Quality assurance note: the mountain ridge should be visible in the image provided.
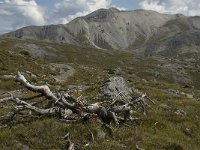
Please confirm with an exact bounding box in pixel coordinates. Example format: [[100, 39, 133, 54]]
[[2, 8, 200, 57]]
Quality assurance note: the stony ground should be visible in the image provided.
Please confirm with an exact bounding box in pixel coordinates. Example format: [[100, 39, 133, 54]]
[[0, 38, 200, 150]]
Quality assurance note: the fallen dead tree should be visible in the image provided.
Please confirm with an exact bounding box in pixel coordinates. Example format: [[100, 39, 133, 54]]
[[0, 72, 154, 130]]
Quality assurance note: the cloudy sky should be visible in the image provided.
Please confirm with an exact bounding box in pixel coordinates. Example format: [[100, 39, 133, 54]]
[[0, 0, 200, 34]]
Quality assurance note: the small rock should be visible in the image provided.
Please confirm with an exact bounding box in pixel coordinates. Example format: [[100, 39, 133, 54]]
[[67, 85, 91, 93], [159, 104, 171, 110], [31, 73, 37, 79], [26, 71, 31, 74], [96, 129, 106, 139], [186, 94, 194, 99], [184, 128, 192, 136], [142, 78, 148, 83], [174, 109, 187, 116]]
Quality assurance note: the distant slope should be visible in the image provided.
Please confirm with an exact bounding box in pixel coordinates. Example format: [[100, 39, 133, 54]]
[[2, 8, 174, 49], [2, 25, 78, 45], [2, 8, 200, 57], [145, 30, 200, 57], [144, 16, 200, 57]]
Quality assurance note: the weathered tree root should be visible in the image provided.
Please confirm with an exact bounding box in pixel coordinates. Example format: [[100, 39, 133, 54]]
[[0, 72, 154, 128]]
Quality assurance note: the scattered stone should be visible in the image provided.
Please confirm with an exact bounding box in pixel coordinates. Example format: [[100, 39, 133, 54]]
[[31, 74, 37, 79], [67, 85, 91, 93], [148, 60, 193, 85], [141, 78, 148, 83], [25, 71, 37, 79], [162, 89, 195, 99], [159, 104, 171, 110], [186, 94, 194, 99], [25, 71, 31, 74], [184, 128, 192, 136], [160, 104, 187, 116], [174, 109, 187, 116]]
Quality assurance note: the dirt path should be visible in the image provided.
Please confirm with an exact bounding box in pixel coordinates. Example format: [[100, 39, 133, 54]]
[[49, 63, 75, 83]]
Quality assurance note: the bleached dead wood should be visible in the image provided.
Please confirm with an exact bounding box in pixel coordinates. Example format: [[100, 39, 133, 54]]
[[63, 133, 75, 150], [16, 72, 61, 105], [0, 72, 154, 128], [0, 96, 59, 115]]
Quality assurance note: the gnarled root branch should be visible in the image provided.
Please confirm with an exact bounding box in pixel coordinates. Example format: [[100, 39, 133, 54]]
[[0, 72, 154, 130]]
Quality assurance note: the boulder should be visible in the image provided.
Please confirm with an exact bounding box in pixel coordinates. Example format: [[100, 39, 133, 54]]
[[100, 77, 132, 101]]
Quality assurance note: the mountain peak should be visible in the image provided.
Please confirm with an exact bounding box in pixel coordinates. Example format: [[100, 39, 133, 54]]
[[108, 7, 120, 12], [84, 8, 119, 22]]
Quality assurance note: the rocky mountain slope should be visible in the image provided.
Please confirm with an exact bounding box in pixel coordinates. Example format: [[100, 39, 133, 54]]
[[2, 8, 200, 57], [0, 37, 200, 150]]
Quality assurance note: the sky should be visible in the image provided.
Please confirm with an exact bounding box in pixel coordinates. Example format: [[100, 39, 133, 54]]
[[0, 0, 200, 34]]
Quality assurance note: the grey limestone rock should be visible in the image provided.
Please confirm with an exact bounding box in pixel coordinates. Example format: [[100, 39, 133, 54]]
[[101, 76, 132, 101]]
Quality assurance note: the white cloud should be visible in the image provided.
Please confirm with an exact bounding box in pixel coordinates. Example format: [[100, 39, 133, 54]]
[[51, 0, 112, 24], [2, 0, 200, 34], [0, 0, 113, 32], [139, 0, 200, 16], [111, 5, 126, 11], [0, 0, 45, 31]]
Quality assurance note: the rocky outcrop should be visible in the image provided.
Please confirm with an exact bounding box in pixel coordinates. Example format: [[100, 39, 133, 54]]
[[13, 44, 58, 59], [145, 30, 200, 57], [100, 77, 132, 101]]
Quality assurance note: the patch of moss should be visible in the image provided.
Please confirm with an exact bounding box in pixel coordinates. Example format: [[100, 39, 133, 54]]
[[19, 50, 30, 56]]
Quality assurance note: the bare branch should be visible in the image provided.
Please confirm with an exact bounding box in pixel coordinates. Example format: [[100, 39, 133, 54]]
[[0, 71, 154, 134], [0, 96, 59, 115], [16, 72, 65, 108], [63, 133, 75, 150]]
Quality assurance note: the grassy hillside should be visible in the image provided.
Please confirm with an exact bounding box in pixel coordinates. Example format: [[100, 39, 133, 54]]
[[0, 38, 200, 150]]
